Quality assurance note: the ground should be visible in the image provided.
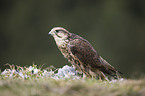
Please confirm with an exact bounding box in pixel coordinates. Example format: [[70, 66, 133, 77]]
[[0, 64, 145, 96]]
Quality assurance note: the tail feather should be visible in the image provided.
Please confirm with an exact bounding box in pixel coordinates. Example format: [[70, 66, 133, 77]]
[[99, 56, 124, 79]]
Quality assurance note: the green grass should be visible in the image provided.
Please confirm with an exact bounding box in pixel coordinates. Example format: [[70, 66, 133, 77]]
[[0, 78, 145, 96], [0, 64, 145, 96]]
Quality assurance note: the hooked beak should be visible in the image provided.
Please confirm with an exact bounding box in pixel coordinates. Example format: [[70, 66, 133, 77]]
[[48, 29, 55, 36], [48, 30, 54, 36], [48, 32, 52, 36]]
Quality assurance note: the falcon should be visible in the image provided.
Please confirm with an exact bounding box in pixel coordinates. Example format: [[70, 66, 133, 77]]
[[48, 27, 123, 80]]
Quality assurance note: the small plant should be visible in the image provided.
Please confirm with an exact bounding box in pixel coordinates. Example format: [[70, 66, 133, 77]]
[[1, 64, 81, 80]]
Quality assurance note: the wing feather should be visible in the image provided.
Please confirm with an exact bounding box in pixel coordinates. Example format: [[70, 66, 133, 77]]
[[68, 39, 110, 73], [68, 38, 123, 78]]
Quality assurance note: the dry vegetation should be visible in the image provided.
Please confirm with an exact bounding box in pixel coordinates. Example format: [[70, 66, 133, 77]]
[[0, 64, 145, 96]]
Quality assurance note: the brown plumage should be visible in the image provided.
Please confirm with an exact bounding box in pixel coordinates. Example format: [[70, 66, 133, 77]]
[[48, 27, 124, 80]]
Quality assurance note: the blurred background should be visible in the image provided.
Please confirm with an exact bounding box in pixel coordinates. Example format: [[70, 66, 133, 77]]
[[0, 0, 145, 78]]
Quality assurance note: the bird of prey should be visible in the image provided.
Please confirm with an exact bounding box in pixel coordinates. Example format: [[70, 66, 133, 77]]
[[48, 27, 123, 80]]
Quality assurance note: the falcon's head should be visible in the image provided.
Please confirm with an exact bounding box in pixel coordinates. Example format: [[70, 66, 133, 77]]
[[48, 27, 71, 40], [48, 27, 72, 47]]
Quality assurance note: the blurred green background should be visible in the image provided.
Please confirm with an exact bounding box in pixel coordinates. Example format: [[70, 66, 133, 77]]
[[0, 0, 145, 77]]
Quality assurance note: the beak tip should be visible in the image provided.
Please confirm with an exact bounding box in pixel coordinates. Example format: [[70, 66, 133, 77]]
[[48, 32, 52, 36]]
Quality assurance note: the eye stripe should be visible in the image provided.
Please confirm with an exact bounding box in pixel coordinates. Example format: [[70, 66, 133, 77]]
[[55, 30, 59, 32], [55, 30, 66, 33], [56, 33, 61, 38]]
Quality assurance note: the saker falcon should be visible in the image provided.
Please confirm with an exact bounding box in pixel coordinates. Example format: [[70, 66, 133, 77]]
[[48, 27, 123, 80]]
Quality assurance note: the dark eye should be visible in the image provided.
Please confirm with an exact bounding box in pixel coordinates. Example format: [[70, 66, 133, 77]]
[[55, 30, 59, 32]]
